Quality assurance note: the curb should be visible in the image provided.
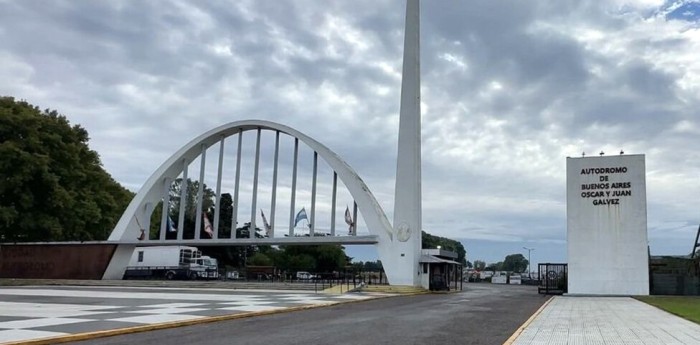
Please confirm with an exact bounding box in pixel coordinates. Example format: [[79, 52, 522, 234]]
[[2, 293, 405, 345], [502, 295, 553, 345], [321, 284, 362, 294]]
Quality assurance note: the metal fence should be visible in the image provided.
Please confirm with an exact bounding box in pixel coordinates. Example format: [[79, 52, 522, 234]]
[[649, 256, 700, 295], [538, 263, 568, 295]]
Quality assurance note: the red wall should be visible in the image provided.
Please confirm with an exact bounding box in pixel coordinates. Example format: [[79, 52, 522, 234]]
[[0, 244, 117, 279]]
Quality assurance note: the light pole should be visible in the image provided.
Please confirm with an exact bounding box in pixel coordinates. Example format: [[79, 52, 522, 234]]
[[523, 247, 534, 279]]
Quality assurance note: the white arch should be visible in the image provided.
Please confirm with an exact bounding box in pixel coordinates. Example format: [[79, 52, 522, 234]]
[[105, 0, 422, 287], [108, 120, 394, 244]]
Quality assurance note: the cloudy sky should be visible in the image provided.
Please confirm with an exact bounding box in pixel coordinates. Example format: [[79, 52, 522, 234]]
[[2, 0, 700, 265]]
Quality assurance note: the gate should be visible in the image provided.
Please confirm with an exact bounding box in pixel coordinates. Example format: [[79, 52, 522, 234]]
[[538, 263, 568, 295], [649, 255, 700, 295]]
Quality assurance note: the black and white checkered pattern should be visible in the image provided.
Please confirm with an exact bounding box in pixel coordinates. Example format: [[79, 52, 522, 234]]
[[0, 286, 379, 343]]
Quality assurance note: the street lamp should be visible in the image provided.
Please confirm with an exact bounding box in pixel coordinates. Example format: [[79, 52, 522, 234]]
[[523, 247, 534, 279]]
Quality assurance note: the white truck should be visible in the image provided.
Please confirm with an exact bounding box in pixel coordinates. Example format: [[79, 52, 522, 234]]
[[123, 246, 219, 280]]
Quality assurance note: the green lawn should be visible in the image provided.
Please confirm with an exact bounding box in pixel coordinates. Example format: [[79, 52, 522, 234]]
[[636, 296, 700, 324]]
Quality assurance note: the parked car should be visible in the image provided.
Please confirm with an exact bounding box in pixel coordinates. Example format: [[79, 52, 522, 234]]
[[296, 271, 317, 280]]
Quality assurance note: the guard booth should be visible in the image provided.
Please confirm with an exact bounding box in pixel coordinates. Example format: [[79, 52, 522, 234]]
[[419, 249, 463, 291]]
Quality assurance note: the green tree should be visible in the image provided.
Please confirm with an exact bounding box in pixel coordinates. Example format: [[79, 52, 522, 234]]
[[473, 260, 486, 270], [502, 253, 529, 273], [363, 260, 383, 271], [272, 245, 348, 273], [421, 231, 467, 265], [249, 252, 273, 266], [168, 178, 215, 224], [149, 178, 216, 240], [286, 253, 316, 272], [201, 221, 266, 268], [0, 97, 133, 241], [486, 262, 503, 271], [217, 193, 233, 238], [314, 245, 348, 272]]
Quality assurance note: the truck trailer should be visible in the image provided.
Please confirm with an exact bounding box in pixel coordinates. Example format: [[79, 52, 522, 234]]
[[123, 246, 219, 280]]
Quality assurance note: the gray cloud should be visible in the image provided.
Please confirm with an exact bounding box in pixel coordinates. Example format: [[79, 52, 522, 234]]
[[2, 0, 699, 263]]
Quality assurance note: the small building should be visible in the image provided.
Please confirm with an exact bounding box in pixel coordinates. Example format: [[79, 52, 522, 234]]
[[419, 249, 463, 291]]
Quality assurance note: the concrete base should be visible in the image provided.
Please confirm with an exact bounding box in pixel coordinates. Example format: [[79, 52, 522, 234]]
[[102, 244, 136, 280]]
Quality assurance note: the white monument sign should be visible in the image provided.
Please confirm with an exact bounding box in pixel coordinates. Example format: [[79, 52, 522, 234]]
[[567, 154, 649, 295]]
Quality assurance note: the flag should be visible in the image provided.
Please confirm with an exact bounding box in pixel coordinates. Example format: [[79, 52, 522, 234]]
[[261, 209, 272, 237], [344, 206, 354, 235], [294, 208, 308, 227], [202, 212, 214, 238], [135, 216, 145, 240], [167, 216, 177, 233]]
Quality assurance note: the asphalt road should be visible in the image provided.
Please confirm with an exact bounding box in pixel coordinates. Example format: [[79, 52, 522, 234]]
[[71, 283, 549, 345]]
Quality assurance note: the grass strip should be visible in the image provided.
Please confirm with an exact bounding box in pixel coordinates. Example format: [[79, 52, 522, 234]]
[[635, 296, 700, 325]]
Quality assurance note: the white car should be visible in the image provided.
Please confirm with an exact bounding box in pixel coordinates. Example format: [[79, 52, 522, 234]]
[[296, 271, 317, 280]]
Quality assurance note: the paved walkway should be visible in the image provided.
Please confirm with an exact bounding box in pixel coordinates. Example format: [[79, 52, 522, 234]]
[[0, 285, 388, 344], [513, 296, 700, 345]]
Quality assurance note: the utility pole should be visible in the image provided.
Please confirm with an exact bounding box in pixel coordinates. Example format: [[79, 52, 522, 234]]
[[691, 225, 700, 259], [523, 247, 534, 279]]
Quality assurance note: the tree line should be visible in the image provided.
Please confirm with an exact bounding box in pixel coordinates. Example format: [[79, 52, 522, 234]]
[[472, 253, 530, 273]]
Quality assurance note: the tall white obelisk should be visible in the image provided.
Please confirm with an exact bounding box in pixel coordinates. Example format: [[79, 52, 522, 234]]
[[387, 0, 422, 286]]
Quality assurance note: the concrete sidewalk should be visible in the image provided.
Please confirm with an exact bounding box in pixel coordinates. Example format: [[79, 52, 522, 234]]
[[512, 296, 700, 344]]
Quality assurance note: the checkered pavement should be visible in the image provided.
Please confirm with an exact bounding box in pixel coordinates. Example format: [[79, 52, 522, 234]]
[[0, 286, 377, 344]]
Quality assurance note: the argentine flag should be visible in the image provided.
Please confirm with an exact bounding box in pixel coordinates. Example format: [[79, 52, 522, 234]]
[[294, 208, 308, 227], [167, 216, 177, 233]]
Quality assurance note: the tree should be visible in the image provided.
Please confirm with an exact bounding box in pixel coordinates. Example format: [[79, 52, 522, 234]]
[[422, 231, 467, 265], [314, 245, 348, 272], [0, 97, 133, 241], [502, 253, 529, 273], [271, 245, 348, 273], [249, 252, 273, 266], [363, 260, 383, 271], [234, 222, 265, 239], [149, 178, 216, 240], [486, 262, 503, 271], [201, 222, 266, 268], [217, 193, 233, 238], [473, 260, 486, 270], [168, 178, 215, 224]]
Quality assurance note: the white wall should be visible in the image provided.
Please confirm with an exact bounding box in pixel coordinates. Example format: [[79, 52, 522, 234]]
[[567, 154, 649, 295]]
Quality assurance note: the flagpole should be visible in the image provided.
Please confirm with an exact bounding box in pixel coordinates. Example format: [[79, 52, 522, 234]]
[[352, 201, 358, 236], [331, 172, 337, 236], [289, 138, 299, 236]]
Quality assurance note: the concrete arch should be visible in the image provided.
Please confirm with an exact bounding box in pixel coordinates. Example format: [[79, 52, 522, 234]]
[[105, 0, 422, 286], [108, 120, 394, 244]]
